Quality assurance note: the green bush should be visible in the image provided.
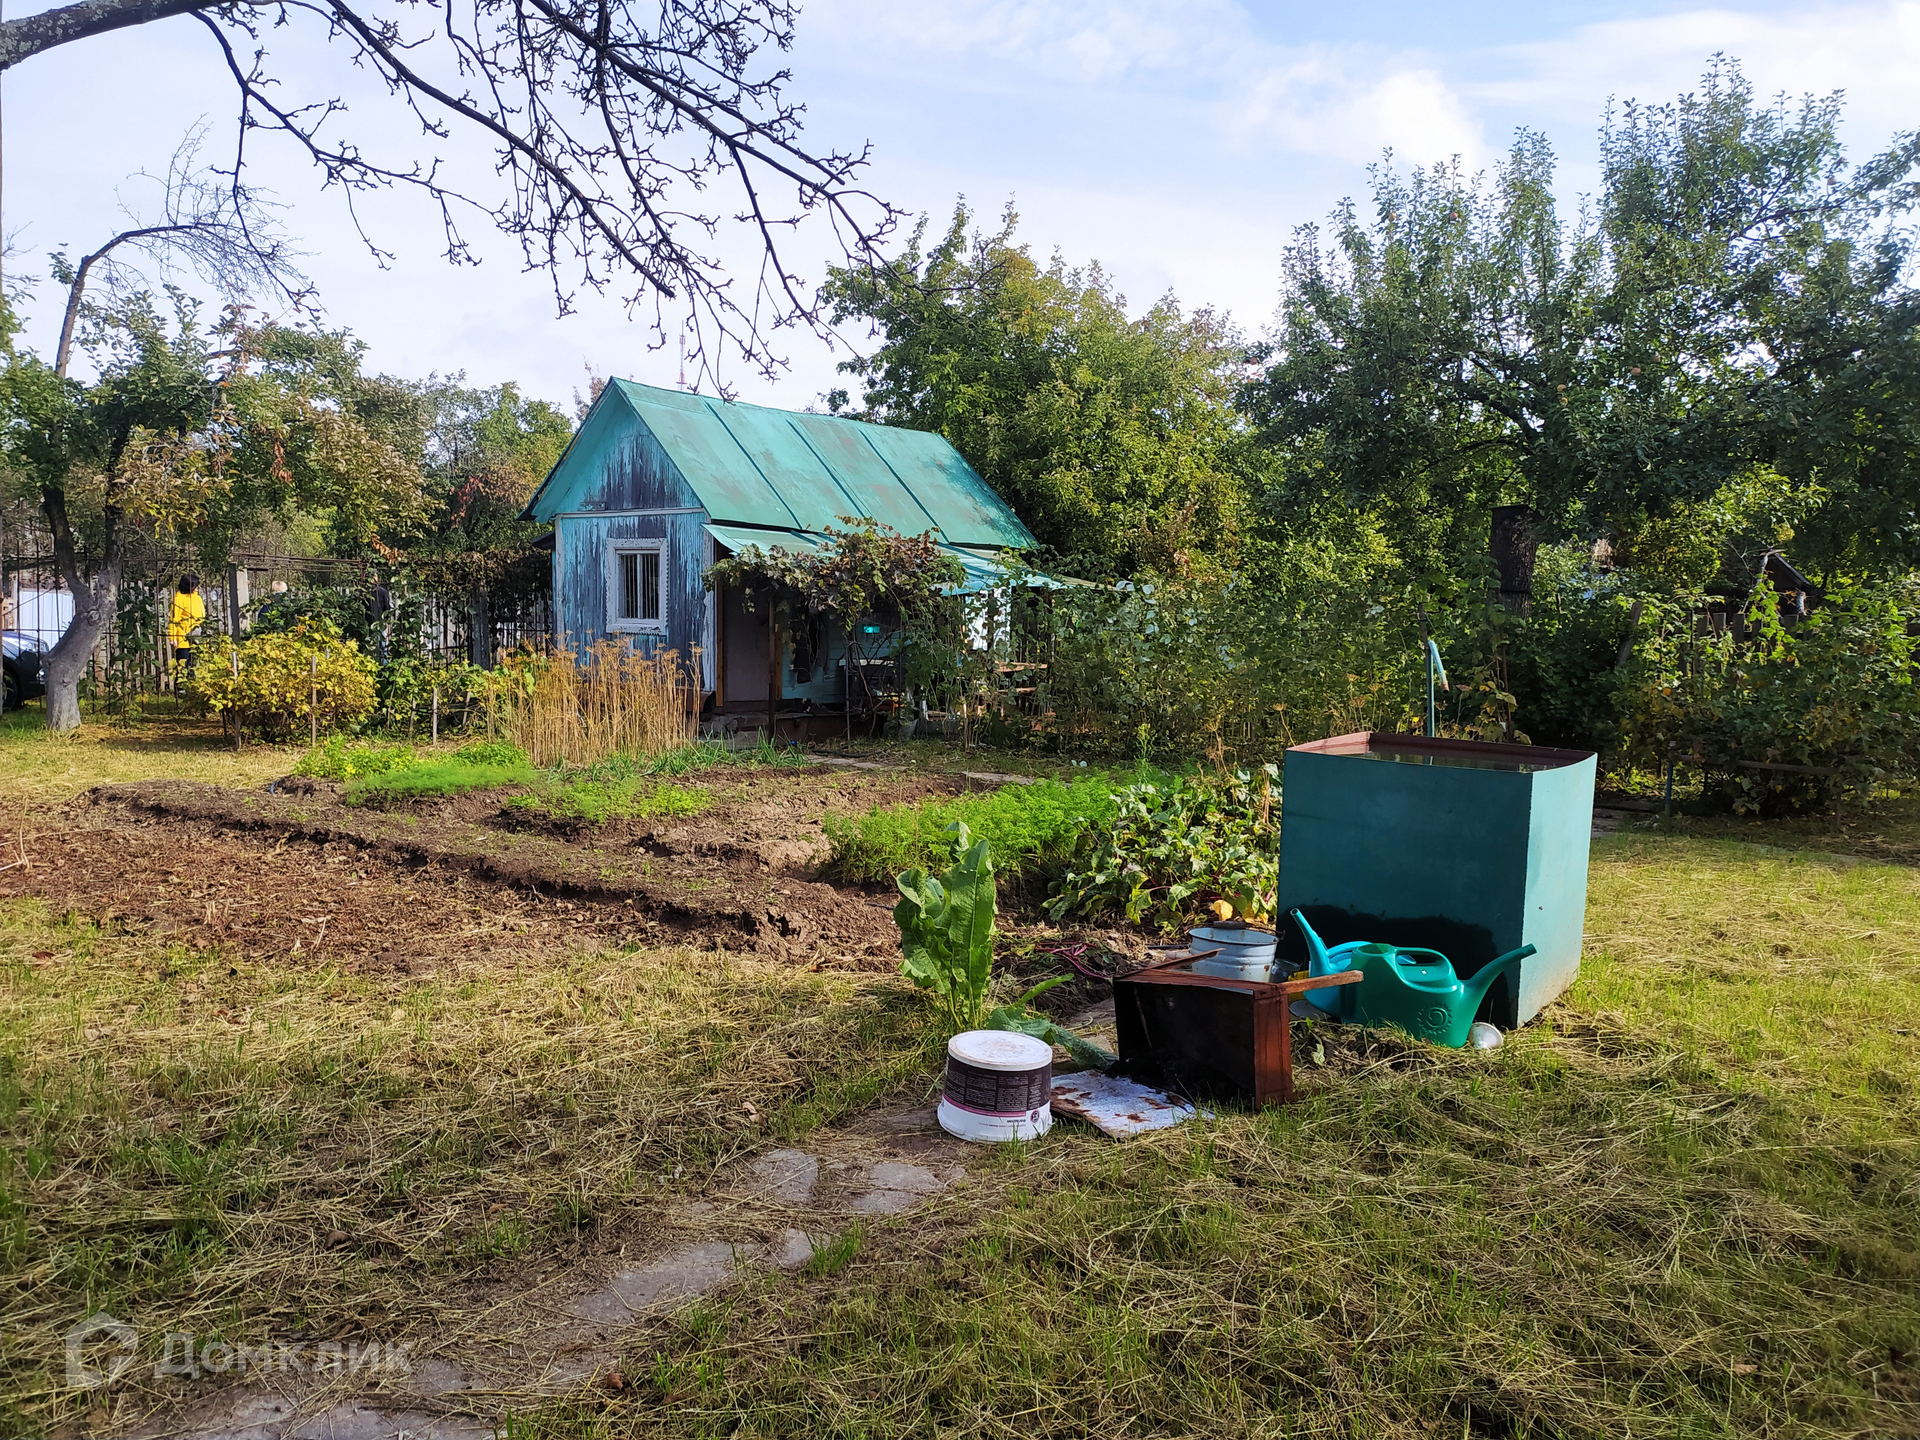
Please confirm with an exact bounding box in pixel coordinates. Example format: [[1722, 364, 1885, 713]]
[[187, 619, 377, 740], [1620, 574, 1920, 813], [822, 775, 1122, 885], [1048, 765, 1280, 931], [374, 654, 491, 735]]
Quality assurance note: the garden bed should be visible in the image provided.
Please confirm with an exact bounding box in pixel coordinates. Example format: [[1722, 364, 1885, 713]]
[[28, 766, 975, 971]]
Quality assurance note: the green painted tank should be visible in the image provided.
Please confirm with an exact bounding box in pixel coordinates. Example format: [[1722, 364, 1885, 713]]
[[1275, 732, 1596, 1029]]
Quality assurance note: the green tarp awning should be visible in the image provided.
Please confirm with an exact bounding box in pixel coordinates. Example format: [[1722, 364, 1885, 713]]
[[702, 524, 1058, 596]]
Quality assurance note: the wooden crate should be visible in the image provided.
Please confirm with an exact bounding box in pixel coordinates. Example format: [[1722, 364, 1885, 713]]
[[1113, 955, 1360, 1106]]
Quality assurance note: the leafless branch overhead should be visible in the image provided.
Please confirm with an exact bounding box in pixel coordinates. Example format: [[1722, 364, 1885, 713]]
[[2, 0, 903, 389]]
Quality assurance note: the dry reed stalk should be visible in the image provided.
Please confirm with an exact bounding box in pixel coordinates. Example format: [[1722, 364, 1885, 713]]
[[498, 641, 698, 768]]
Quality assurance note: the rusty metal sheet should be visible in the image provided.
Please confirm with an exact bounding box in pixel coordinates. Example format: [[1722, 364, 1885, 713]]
[[1049, 1072, 1204, 1139]]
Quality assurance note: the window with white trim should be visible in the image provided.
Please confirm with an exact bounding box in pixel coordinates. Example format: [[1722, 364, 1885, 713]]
[[606, 539, 667, 634]]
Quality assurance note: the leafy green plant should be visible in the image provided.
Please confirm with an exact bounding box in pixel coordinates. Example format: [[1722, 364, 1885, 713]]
[[823, 776, 1121, 885], [345, 757, 538, 805], [986, 976, 1118, 1069], [1049, 765, 1279, 931], [187, 619, 377, 740], [375, 654, 491, 736], [294, 736, 419, 781], [454, 740, 529, 768], [508, 778, 710, 825], [894, 823, 998, 1033], [1619, 574, 1920, 813]]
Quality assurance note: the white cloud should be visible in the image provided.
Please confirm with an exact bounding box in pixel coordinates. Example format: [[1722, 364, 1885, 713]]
[[1230, 59, 1487, 166], [808, 0, 1240, 82], [1479, 3, 1920, 156]]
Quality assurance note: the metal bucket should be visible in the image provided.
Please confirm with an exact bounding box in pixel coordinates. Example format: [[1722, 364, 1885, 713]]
[[1183, 923, 1279, 981]]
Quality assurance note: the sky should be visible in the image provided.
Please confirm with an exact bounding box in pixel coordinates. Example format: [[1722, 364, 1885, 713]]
[[4, 0, 1917, 412]]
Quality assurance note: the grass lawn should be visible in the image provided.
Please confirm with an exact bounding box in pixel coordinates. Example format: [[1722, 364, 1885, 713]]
[[1, 713, 1915, 1438], [491, 831, 1915, 1440]]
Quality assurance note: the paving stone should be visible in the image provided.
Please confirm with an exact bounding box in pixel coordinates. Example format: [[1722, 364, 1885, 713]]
[[772, 1228, 818, 1269], [745, 1149, 819, 1205], [568, 1241, 746, 1324]]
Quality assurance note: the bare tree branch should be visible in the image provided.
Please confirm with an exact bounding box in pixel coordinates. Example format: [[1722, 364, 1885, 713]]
[[0, 0, 216, 69], [5, 0, 904, 390], [52, 126, 314, 376]]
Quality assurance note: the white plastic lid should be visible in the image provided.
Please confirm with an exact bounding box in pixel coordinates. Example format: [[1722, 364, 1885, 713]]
[[947, 1029, 1052, 1072]]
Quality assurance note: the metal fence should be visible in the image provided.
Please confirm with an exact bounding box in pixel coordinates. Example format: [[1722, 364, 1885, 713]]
[[2, 497, 556, 709]]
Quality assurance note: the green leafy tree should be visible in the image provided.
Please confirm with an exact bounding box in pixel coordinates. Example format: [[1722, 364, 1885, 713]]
[[411, 378, 574, 556], [1244, 60, 1920, 588], [822, 202, 1251, 576], [0, 284, 430, 730]]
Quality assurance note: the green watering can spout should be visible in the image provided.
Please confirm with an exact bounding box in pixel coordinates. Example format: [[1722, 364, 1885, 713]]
[[1460, 944, 1537, 1014]]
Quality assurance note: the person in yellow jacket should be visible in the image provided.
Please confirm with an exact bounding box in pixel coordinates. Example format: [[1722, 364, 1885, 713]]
[[167, 574, 206, 676]]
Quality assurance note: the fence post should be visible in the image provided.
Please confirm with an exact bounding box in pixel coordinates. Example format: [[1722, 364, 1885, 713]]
[[309, 653, 318, 747], [232, 648, 243, 750], [432, 685, 439, 743], [229, 564, 251, 639]]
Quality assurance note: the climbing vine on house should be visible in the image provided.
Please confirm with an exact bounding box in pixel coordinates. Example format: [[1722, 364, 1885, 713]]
[[703, 519, 970, 698]]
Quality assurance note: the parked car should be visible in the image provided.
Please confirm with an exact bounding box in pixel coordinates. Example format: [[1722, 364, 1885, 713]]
[[2, 631, 47, 712]]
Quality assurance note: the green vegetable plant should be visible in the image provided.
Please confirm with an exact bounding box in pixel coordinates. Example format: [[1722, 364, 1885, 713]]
[[986, 976, 1118, 1070], [1048, 764, 1279, 931], [344, 757, 537, 805], [505, 778, 710, 825], [894, 823, 998, 1033], [295, 736, 419, 781]]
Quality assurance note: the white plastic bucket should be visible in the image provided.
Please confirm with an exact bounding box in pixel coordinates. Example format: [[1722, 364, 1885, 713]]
[[937, 1030, 1053, 1143]]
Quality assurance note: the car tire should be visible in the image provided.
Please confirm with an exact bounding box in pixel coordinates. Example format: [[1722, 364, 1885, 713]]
[[1, 671, 16, 714]]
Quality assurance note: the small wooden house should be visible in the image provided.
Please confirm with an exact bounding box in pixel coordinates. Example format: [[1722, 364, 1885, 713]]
[[520, 379, 1035, 714]]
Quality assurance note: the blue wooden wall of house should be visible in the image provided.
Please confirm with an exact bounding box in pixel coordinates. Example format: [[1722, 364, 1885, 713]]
[[522, 378, 1036, 710], [542, 387, 717, 685]]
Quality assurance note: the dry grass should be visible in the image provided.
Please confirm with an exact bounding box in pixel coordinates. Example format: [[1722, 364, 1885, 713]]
[[491, 643, 699, 769], [494, 834, 1919, 1440], [0, 909, 940, 1434]]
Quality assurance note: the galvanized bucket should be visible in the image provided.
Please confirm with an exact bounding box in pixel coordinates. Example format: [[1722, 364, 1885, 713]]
[[1183, 922, 1279, 981]]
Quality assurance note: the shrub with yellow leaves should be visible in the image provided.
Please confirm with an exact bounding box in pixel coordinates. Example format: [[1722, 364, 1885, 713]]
[[187, 619, 377, 741]]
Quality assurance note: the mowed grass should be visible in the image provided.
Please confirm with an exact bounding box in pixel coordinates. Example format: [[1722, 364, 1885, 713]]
[[4, 712, 1917, 1437], [0, 915, 940, 1435], [0, 707, 293, 806], [497, 833, 1919, 1440]]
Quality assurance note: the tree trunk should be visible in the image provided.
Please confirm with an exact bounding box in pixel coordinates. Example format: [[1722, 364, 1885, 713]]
[[43, 564, 120, 732]]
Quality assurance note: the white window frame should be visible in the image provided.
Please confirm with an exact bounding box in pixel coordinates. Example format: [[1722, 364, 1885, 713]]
[[605, 537, 668, 636]]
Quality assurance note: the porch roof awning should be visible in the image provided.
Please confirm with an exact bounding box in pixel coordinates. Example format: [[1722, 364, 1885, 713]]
[[701, 524, 1063, 596]]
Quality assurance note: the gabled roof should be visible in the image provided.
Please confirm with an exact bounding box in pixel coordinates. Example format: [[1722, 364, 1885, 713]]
[[523, 379, 1035, 552]]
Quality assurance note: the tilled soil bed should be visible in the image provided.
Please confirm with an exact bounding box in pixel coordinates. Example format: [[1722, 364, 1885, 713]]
[[10, 767, 969, 972]]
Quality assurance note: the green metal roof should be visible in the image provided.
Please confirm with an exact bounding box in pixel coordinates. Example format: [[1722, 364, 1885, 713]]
[[524, 379, 1035, 552]]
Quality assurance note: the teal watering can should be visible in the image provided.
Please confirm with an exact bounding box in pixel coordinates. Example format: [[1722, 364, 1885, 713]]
[[1289, 909, 1536, 1047], [1292, 910, 1454, 1020]]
